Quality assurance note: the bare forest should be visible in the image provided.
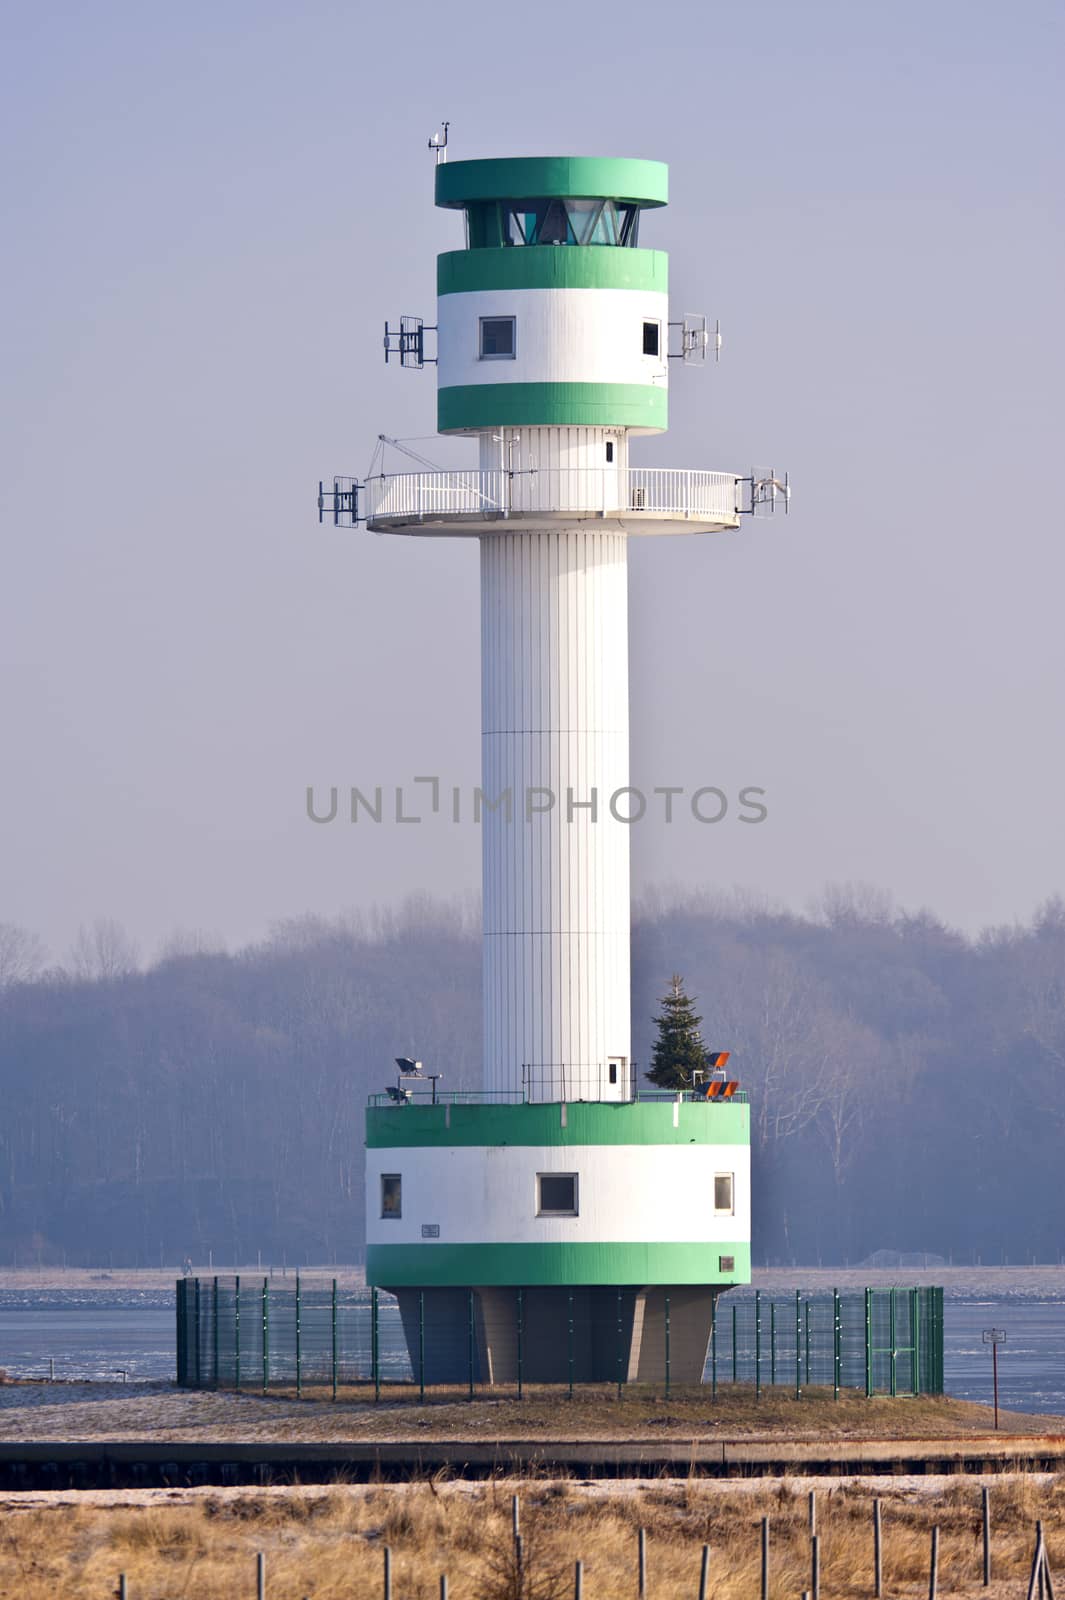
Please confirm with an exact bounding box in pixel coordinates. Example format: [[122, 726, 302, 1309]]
[[0, 887, 1062, 1268]]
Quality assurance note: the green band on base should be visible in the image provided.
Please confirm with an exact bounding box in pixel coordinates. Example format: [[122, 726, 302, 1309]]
[[368, 1240, 751, 1287], [438, 382, 667, 433], [437, 247, 668, 296], [367, 1099, 749, 1149]]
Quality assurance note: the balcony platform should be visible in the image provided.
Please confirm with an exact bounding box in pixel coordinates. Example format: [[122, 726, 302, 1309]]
[[365, 467, 742, 536]]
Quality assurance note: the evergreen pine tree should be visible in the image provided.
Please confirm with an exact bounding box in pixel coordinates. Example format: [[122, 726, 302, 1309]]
[[645, 974, 708, 1089]]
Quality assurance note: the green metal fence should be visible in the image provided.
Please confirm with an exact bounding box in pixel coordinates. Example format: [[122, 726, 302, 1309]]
[[716, 1286, 944, 1398], [176, 1279, 943, 1397]]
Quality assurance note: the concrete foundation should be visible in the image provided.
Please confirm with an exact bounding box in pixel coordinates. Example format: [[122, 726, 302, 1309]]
[[393, 1285, 718, 1385]]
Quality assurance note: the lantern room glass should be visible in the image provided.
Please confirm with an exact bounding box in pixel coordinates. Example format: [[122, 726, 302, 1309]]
[[465, 198, 642, 248]]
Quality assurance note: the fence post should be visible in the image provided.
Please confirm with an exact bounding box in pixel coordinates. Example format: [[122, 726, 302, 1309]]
[[256, 1550, 265, 1600], [176, 1278, 186, 1384], [616, 1286, 623, 1398], [732, 1302, 737, 1383], [698, 1543, 710, 1600], [833, 1286, 841, 1400], [194, 1276, 201, 1388], [770, 1301, 776, 1387], [516, 1287, 523, 1400], [664, 1293, 671, 1399], [865, 1286, 873, 1397], [711, 1305, 717, 1401], [755, 1289, 762, 1400], [982, 1487, 991, 1587], [804, 1297, 811, 1386], [574, 1559, 583, 1599], [889, 1286, 897, 1398], [812, 1533, 820, 1600], [212, 1274, 219, 1386], [562, 1286, 572, 1401], [929, 1525, 939, 1600], [331, 1278, 338, 1402], [795, 1290, 802, 1400], [419, 1289, 426, 1403], [1028, 1519, 1047, 1600], [372, 1285, 380, 1403], [638, 1527, 647, 1597], [262, 1277, 269, 1395], [235, 1274, 241, 1393], [874, 1498, 883, 1598], [383, 1545, 392, 1600], [761, 1516, 770, 1600], [119, 1575, 127, 1600], [295, 1273, 302, 1399], [911, 1286, 920, 1395], [467, 1288, 475, 1399]]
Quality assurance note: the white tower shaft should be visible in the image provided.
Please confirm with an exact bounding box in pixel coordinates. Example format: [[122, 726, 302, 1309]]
[[480, 523, 631, 1102]]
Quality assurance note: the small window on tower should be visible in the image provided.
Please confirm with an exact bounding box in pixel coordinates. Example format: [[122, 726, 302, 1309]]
[[480, 316, 516, 359], [642, 320, 660, 356], [381, 1174, 402, 1219], [537, 1172, 578, 1216], [605, 441, 615, 463], [714, 1173, 734, 1215]]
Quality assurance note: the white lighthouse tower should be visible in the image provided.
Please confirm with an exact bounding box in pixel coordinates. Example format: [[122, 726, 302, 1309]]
[[331, 153, 782, 1383]]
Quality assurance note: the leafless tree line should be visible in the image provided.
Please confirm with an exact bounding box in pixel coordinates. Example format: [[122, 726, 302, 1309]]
[[0, 884, 1062, 1265]]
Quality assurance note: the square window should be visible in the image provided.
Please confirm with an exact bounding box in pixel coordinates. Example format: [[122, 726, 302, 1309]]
[[480, 317, 516, 359], [719, 1254, 736, 1273], [642, 320, 660, 356], [714, 1173, 734, 1214], [381, 1174, 402, 1219], [537, 1172, 578, 1216]]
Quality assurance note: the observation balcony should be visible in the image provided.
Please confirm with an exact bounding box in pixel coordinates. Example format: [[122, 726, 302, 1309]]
[[365, 467, 743, 537], [367, 1088, 749, 1108]]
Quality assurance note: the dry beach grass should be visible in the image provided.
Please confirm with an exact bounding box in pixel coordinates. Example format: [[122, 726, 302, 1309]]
[[0, 1473, 1063, 1598]]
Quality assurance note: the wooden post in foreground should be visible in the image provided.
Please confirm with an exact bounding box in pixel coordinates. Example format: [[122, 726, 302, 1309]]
[[929, 1526, 940, 1600]]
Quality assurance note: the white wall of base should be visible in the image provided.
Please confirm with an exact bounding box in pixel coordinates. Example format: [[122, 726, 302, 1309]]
[[365, 1142, 750, 1249]]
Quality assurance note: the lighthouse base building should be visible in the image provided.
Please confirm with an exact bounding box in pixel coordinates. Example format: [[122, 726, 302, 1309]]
[[368, 1098, 749, 1383], [360, 154, 761, 1384]]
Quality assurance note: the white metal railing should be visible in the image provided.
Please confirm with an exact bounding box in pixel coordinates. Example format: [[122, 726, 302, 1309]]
[[364, 468, 741, 524]]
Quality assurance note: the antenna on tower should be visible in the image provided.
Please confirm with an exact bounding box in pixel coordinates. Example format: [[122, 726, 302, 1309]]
[[668, 314, 720, 364], [428, 121, 450, 164], [739, 469, 791, 516]]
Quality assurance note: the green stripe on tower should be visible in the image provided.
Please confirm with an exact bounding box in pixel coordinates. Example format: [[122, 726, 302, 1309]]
[[439, 382, 667, 433], [367, 1099, 748, 1148], [437, 247, 668, 295], [368, 1241, 751, 1287]]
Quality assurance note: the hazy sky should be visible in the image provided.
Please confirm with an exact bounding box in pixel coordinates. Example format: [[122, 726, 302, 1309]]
[[2, 0, 1062, 961]]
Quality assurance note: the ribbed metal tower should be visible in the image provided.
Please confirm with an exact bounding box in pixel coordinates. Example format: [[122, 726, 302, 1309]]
[[357, 154, 761, 1385]]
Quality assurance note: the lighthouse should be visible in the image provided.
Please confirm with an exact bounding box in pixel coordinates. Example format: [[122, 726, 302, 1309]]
[[333, 152, 781, 1383]]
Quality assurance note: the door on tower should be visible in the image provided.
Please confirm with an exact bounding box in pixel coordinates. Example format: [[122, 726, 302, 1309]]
[[607, 1056, 630, 1102]]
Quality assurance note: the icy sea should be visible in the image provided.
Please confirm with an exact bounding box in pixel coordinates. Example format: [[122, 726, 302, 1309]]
[[0, 1277, 1062, 1416]]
